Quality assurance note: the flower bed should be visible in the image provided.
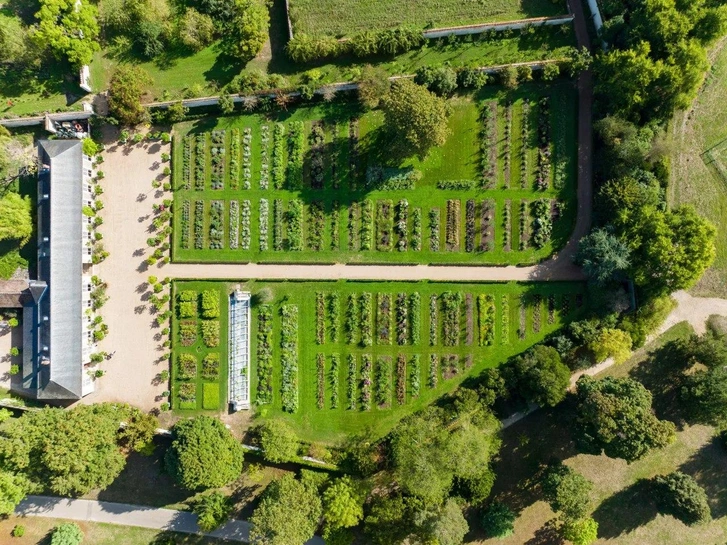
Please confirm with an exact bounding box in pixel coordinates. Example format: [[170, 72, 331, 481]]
[[429, 353, 438, 388], [465, 293, 474, 346], [360, 354, 372, 410], [561, 293, 571, 315], [349, 119, 359, 191], [445, 200, 460, 251], [410, 354, 421, 398], [441, 291, 462, 347], [308, 201, 324, 251], [332, 122, 340, 190], [437, 179, 477, 190], [229, 128, 240, 190], [272, 123, 285, 190], [442, 354, 459, 380], [177, 353, 197, 380], [481, 199, 494, 252], [532, 294, 542, 334], [280, 304, 299, 412], [395, 199, 408, 252], [202, 353, 220, 381], [330, 202, 340, 250], [317, 353, 325, 409], [429, 294, 438, 346], [208, 201, 224, 250], [256, 305, 273, 404], [501, 294, 510, 344], [410, 293, 421, 345], [178, 382, 196, 407], [429, 208, 440, 252], [201, 320, 220, 347], [329, 292, 340, 343], [309, 123, 325, 190], [241, 200, 251, 250], [181, 200, 190, 249], [519, 200, 528, 251], [242, 127, 252, 190], [229, 200, 239, 249], [480, 101, 497, 189], [519, 299, 526, 340], [348, 203, 359, 251], [273, 199, 283, 251], [396, 293, 408, 346], [412, 207, 422, 251], [375, 355, 392, 408], [179, 321, 197, 346], [287, 121, 305, 190], [521, 100, 530, 189], [376, 199, 393, 252], [553, 94, 567, 190], [330, 354, 340, 409], [478, 294, 495, 346], [503, 102, 512, 188], [377, 293, 391, 345], [360, 292, 373, 347], [194, 134, 205, 191], [396, 354, 406, 405], [210, 130, 225, 190], [287, 200, 303, 251], [548, 294, 556, 324], [345, 294, 358, 344], [182, 136, 192, 190], [194, 200, 204, 249], [316, 292, 325, 345], [536, 97, 551, 191], [465, 200, 475, 253], [361, 200, 373, 250], [202, 290, 219, 319], [259, 199, 269, 250], [260, 124, 270, 189], [347, 354, 356, 410], [531, 198, 553, 249]]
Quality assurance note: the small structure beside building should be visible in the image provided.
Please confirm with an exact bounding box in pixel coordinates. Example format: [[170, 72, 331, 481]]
[[20, 140, 97, 401], [228, 289, 251, 411]]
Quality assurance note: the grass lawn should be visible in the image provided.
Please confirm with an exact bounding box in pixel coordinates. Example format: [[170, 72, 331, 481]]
[[0, 517, 232, 544], [477, 321, 727, 545], [171, 85, 577, 265], [669, 39, 727, 297], [172, 279, 587, 443], [287, 0, 568, 38]]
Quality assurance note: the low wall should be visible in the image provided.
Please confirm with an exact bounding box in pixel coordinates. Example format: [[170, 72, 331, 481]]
[[0, 111, 94, 128], [422, 15, 574, 39]]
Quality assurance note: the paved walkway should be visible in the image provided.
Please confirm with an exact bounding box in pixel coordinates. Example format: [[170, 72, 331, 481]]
[[15, 495, 323, 544]]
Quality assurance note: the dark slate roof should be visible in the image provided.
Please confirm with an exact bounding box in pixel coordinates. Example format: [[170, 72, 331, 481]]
[[0, 279, 27, 308], [35, 140, 84, 400]]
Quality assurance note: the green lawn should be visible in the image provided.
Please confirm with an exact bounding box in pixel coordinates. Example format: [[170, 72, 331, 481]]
[[172, 279, 586, 443], [669, 41, 727, 297], [287, 0, 568, 38], [171, 85, 577, 265]]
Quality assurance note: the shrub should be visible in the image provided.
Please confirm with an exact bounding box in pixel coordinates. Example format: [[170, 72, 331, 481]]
[[179, 290, 196, 302], [193, 491, 232, 532], [51, 523, 83, 545], [482, 501, 515, 538], [654, 471, 711, 525], [201, 290, 220, 319], [258, 420, 299, 463], [178, 301, 196, 319], [11, 524, 24, 537], [9, 364, 19, 375]]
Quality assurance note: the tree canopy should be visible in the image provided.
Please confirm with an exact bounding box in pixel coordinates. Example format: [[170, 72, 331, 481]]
[[33, 0, 100, 66], [249, 474, 322, 545], [541, 464, 593, 520], [322, 477, 364, 536], [257, 420, 299, 463], [50, 522, 83, 545], [573, 376, 675, 461], [219, 0, 269, 61], [0, 470, 25, 516], [108, 65, 152, 127], [589, 328, 633, 364], [165, 416, 244, 491], [654, 471, 711, 525], [0, 193, 32, 246], [380, 79, 450, 159], [505, 345, 571, 407], [576, 228, 631, 285]]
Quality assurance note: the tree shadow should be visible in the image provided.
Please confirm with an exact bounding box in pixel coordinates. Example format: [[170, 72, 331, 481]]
[[525, 518, 564, 545], [678, 434, 727, 519], [592, 479, 659, 538]]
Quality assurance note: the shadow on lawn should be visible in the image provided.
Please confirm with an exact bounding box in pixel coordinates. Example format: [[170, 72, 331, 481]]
[[592, 479, 659, 538], [679, 434, 727, 519]]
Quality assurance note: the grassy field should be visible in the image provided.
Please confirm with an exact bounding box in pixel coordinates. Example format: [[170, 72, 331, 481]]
[[669, 39, 727, 297], [477, 321, 727, 545], [287, 0, 568, 38], [0, 517, 232, 544], [172, 280, 586, 443], [171, 85, 577, 265]]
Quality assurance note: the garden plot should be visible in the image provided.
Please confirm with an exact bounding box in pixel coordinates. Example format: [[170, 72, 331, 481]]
[[172, 86, 577, 266], [173, 280, 587, 441], [287, 0, 567, 38]]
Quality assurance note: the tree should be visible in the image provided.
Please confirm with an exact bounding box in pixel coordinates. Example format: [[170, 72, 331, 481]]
[[505, 345, 570, 407], [257, 420, 298, 463], [414, 498, 469, 545], [654, 471, 711, 525], [50, 523, 83, 545], [629, 206, 716, 296], [178, 8, 216, 51], [542, 62, 560, 81], [0, 404, 132, 495], [500, 65, 518, 89], [108, 65, 152, 126], [589, 328, 632, 364], [220, 0, 269, 61], [165, 416, 244, 490], [165, 101, 188, 123], [561, 517, 598, 545], [380, 79, 450, 158], [681, 366, 727, 427], [33, 0, 100, 66], [573, 376, 676, 461], [541, 464, 593, 520], [358, 65, 390, 109], [414, 66, 458, 96], [482, 501, 515, 539], [322, 477, 364, 537], [193, 491, 232, 532], [249, 474, 322, 545], [0, 470, 25, 516], [218, 93, 235, 114], [364, 494, 411, 545], [117, 408, 158, 453], [575, 228, 631, 285], [0, 193, 32, 246]]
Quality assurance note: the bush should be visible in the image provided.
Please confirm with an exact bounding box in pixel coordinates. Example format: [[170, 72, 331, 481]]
[[108, 66, 152, 126], [258, 420, 299, 463], [201, 290, 220, 319], [178, 8, 216, 52], [482, 501, 515, 538], [9, 364, 19, 375], [654, 471, 711, 525], [194, 491, 232, 532], [414, 66, 458, 96], [179, 290, 197, 302], [11, 525, 24, 537], [51, 523, 83, 545], [178, 301, 196, 318]]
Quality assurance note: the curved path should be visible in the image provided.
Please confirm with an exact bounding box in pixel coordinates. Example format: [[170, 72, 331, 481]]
[[15, 495, 323, 544]]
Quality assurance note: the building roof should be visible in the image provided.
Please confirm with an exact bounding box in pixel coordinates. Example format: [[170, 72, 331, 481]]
[[33, 140, 84, 400]]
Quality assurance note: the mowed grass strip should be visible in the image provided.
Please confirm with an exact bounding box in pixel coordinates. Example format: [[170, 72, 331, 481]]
[[287, 0, 567, 37]]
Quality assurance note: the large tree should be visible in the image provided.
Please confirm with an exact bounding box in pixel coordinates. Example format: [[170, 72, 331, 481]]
[[219, 0, 269, 61], [108, 65, 152, 126], [573, 376, 676, 461], [541, 464, 593, 520], [380, 79, 450, 158], [0, 404, 132, 495], [257, 420, 299, 463], [33, 0, 100, 66], [0, 193, 32, 246], [322, 477, 364, 537], [413, 498, 469, 545], [654, 471, 711, 525], [681, 366, 727, 427], [165, 416, 244, 491], [505, 345, 571, 407], [249, 474, 322, 545], [576, 228, 631, 285], [589, 328, 633, 364]]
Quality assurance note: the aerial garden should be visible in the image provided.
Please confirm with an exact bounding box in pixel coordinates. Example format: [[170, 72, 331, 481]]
[[171, 279, 586, 441], [171, 82, 577, 265]]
